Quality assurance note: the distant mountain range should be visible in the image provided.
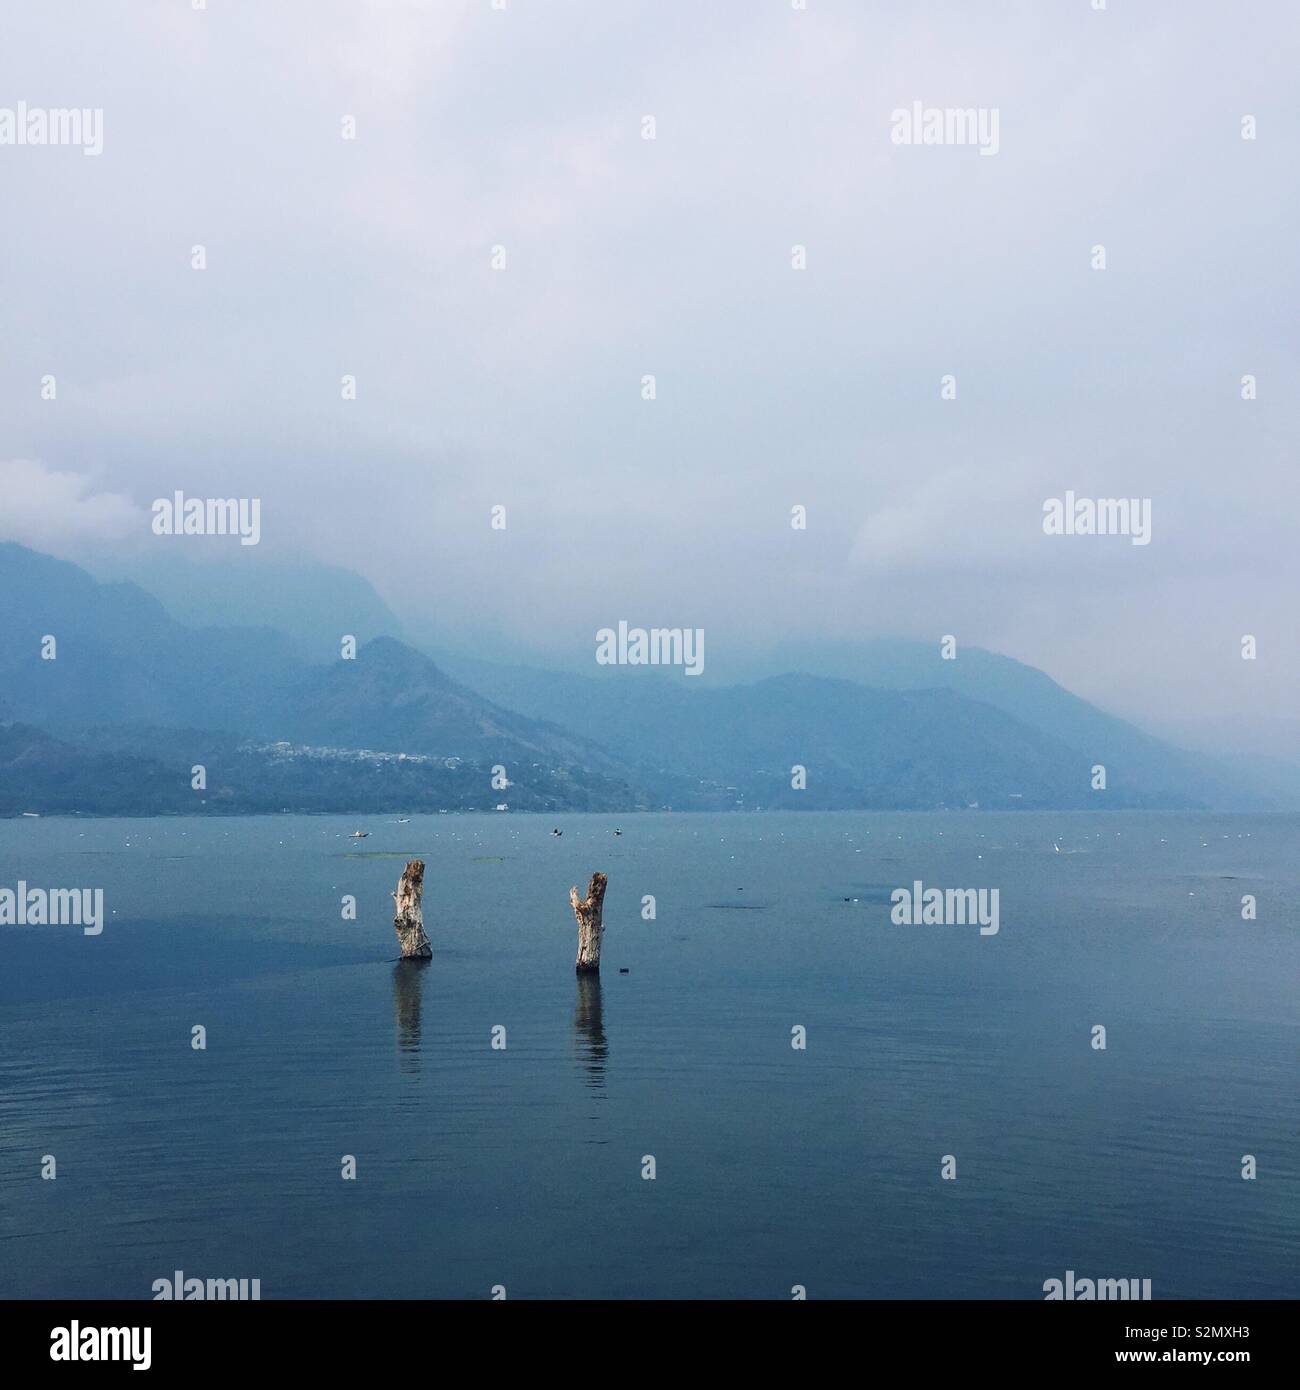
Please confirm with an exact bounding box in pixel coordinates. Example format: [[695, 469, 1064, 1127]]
[[85, 549, 405, 666], [439, 644, 1286, 811], [1, 541, 1294, 815], [0, 543, 639, 814]]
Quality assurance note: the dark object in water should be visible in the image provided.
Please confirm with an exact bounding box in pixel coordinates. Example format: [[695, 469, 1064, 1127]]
[[619, 967, 629, 974]]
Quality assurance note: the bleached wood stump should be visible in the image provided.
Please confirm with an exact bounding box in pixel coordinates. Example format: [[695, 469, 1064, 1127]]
[[393, 859, 432, 959], [570, 871, 608, 974]]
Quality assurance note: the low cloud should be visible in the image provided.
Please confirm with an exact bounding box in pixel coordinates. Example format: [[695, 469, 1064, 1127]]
[[0, 460, 143, 558]]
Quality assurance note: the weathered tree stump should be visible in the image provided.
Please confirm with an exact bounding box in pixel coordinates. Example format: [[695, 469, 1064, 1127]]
[[570, 871, 608, 973], [393, 859, 432, 959]]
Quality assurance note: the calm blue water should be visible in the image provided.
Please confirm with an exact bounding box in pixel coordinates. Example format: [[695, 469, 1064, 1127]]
[[0, 811, 1296, 1300]]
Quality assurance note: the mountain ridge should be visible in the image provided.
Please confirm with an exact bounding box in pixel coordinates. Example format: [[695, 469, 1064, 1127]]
[[0, 543, 1291, 814]]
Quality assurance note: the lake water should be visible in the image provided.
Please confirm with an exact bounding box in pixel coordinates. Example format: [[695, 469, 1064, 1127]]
[[1, 811, 1296, 1300]]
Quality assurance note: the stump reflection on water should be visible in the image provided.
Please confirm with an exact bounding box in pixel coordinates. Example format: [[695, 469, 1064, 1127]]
[[392, 958, 429, 1073], [573, 972, 607, 1090]]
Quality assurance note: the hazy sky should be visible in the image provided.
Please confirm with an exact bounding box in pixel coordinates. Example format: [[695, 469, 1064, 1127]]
[[1, 0, 1297, 728]]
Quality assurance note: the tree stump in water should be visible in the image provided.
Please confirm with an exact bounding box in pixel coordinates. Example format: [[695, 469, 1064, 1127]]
[[570, 871, 608, 974], [393, 859, 432, 959]]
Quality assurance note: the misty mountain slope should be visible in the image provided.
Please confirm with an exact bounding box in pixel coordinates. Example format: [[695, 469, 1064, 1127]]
[[441, 649, 1279, 810], [275, 636, 632, 774], [0, 543, 1289, 812], [0, 545, 593, 759], [624, 673, 1104, 809], [438, 665, 1198, 810], [0, 722, 642, 816], [0, 542, 305, 732], [732, 637, 1256, 805], [0, 541, 176, 655], [0, 545, 644, 811], [87, 550, 407, 665], [0, 723, 188, 815], [0, 543, 189, 726]]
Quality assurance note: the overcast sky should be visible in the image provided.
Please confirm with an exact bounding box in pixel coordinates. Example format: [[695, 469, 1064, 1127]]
[[1, 0, 1296, 730]]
